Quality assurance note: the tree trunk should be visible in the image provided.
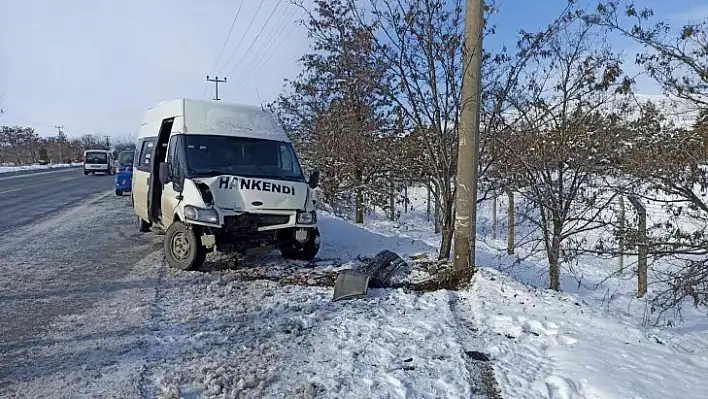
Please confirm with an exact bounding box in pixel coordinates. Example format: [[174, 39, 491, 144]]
[[426, 178, 431, 222], [388, 177, 396, 221], [434, 183, 441, 234], [404, 184, 408, 213], [355, 169, 364, 224], [627, 196, 648, 298], [548, 220, 562, 291], [438, 197, 455, 260]]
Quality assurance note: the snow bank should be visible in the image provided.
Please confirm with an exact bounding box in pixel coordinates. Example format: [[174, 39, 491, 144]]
[[376, 185, 708, 399], [317, 212, 438, 261], [0, 162, 82, 174]]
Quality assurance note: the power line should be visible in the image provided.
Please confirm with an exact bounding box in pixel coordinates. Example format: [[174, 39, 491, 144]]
[[238, 14, 302, 86], [224, 0, 283, 79], [210, 0, 246, 74], [238, 6, 306, 83], [233, 5, 293, 82], [216, 0, 266, 76]]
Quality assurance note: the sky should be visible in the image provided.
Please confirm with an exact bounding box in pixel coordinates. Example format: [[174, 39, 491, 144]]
[[0, 0, 705, 140]]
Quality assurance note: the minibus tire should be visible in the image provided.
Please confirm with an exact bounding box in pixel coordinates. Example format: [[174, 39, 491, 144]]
[[164, 221, 206, 271], [280, 228, 320, 261]]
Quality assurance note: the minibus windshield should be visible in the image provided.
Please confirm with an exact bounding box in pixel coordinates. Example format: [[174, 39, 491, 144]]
[[183, 135, 305, 182]]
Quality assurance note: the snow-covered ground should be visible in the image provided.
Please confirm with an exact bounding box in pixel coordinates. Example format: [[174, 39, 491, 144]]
[[362, 185, 708, 398], [3, 185, 706, 398], [0, 193, 493, 398], [137, 185, 707, 398], [137, 213, 492, 398], [0, 162, 82, 173]]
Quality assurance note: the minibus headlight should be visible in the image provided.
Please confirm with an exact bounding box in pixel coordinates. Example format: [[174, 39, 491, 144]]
[[184, 205, 219, 224]]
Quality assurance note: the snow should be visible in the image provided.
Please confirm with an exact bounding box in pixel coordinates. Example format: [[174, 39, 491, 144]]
[[0, 162, 82, 174], [142, 272, 481, 398], [4, 183, 707, 398], [135, 183, 707, 398], [462, 269, 708, 399], [363, 185, 708, 399], [135, 211, 485, 398]]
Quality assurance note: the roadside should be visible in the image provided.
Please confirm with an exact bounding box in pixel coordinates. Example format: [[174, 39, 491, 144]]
[[0, 163, 83, 175], [0, 190, 496, 398]]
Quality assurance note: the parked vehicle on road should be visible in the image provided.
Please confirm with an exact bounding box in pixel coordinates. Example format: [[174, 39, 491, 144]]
[[114, 150, 135, 196], [83, 150, 114, 175], [132, 98, 321, 271]]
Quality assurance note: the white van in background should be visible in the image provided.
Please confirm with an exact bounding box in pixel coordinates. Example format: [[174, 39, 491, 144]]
[[131, 98, 321, 271], [83, 150, 114, 175]]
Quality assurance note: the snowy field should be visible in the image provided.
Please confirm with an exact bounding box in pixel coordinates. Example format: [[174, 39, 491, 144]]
[[366, 185, 708, 399], [0, 162, 82, 174], [2, 186, 707, 398]]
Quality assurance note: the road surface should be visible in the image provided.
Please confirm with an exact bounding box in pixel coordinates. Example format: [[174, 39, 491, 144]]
[[0, 167, 115, 232]]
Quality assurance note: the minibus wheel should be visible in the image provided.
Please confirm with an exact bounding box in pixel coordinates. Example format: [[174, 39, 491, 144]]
[[164, 221, 206, 271]]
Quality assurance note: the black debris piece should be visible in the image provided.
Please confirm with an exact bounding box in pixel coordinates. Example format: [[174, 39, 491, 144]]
[[465, 351, 491, 362]]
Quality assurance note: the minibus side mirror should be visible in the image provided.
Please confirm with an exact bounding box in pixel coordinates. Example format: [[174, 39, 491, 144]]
[[308, 170, 320, 189], [158, 162, 171, 185]]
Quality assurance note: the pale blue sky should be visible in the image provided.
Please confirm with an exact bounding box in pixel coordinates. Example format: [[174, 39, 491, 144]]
[[0, 0, 704, 140]]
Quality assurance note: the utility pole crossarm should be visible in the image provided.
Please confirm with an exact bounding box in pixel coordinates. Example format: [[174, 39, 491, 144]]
[[206, 75, 227, 101]]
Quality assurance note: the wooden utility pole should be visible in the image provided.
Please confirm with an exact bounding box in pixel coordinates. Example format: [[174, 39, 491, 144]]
[[452, 0, 485, 279], [54, 125, 65, 161], [206, 75, 226, 101]]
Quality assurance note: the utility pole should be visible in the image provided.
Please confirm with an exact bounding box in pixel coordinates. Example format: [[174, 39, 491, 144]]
[[54, 125, 65, 162], [206, 75, 226, 101], [452, 0, 485, 280]]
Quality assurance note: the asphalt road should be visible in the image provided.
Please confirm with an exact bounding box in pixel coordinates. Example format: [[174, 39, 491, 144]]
[[0, 187, 161, 397], [0, 167, 116, 232]]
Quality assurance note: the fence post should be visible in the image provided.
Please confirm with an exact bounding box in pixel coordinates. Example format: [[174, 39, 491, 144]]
[[627, 195, 647, 298], [506, 188, 515, 255], [617, 195, 625, 275], [492, 194, 498, 240]]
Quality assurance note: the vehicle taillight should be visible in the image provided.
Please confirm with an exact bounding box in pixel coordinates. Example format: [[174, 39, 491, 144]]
[[115, 167, 120, 174]]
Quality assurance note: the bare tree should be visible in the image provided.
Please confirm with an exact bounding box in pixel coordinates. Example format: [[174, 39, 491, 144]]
[[274, 0, 396, 223], [590, 1, 708, 315], [593, 1, 707, 109], [493, 11, 633, 291]]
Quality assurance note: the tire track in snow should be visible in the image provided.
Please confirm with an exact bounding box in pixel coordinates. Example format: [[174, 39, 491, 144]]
[[448, 290, 503, 399]]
